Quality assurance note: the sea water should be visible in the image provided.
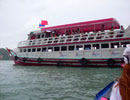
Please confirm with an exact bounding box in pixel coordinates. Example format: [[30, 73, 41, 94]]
[[0, 60, 121, 100]]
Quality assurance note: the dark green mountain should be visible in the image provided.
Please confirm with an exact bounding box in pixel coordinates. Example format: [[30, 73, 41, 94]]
[[0, 48, 11, 60]]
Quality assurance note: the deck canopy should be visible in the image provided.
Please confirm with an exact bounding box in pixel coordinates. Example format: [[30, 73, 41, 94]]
[[41, 18, 120, 35]]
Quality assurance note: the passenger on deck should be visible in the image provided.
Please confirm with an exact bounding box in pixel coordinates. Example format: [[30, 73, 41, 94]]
[[68, 30, 71, 35], [66, 30, 69, 35], [77, 28, 80, 34], [81, 30, 85, 34], [30, 34, 36, 40], [53, 30, 57, 37], [109, 47, 130, 100], [120, 25, 125, 33], [101, 24, 105, 32], [109, 26, 114, 35], [72, 30, 75, 35], [94, 30, 98, 33]]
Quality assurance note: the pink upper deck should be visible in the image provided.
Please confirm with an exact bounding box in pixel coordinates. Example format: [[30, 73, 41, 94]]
[[41, 18, 120, 34]]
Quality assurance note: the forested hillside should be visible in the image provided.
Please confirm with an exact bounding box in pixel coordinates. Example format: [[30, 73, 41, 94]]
[[0, 48, 11, 60]]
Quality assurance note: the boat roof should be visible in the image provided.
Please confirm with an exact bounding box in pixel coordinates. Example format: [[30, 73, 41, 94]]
[[41, 18, 120, 34]]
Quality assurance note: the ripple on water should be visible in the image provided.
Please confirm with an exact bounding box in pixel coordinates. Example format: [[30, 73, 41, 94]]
[[0, 61, 121, 100]]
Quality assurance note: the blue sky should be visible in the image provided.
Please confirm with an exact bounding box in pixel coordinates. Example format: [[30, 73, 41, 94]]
[[0, 0, 130, 49]]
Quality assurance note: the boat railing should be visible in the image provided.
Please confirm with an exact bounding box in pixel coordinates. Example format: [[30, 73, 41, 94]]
[[17, 30, 125, 48]]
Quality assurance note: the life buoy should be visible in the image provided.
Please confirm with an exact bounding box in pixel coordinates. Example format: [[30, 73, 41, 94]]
[[22, 57, 27, 62], [107, 59, 115, 67], [37, 58, 42, 64], [80, 58, 88, 66]]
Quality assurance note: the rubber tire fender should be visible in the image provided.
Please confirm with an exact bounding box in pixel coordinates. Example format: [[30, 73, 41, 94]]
[[80, 58, 88, 66], [37, 58, 42, 64], [107, 59, 115, 67], [22, 57, 27, 62]]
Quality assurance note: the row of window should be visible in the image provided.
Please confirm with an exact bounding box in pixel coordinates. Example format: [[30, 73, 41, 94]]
[[20, 41, 130, 53]]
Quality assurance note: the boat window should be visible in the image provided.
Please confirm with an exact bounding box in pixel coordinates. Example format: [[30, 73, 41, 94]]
[[69, 46, 75, 51], [28, 48, 31, 52], [92, 44, 100, 49], [37, 34, 41, 39], [20, 49, 22, 52], [54, 47, 60, 51], [24, 49, 26, 52], [84, 44, 91, 50], [61, 46, 67, 51], [111, 42, 119, 48], [76, 45, 83, 50], [48, 47, 53, 52], [32, 48, 36, 52], [42, 34, 44, 38], [101, 43, 109, 48], [42, 47, 46, 52], [37, 48, 41, 52], [121, 41, 130, 48]]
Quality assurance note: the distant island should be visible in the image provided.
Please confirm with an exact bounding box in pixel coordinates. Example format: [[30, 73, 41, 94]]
[[0, 48, 11, 60]]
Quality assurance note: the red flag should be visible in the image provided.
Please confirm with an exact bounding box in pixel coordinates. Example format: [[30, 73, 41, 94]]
[[41, 20, 48, 25]]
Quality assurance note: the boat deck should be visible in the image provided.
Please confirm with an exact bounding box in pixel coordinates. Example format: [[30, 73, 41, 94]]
[[18, 30, 124, 48]]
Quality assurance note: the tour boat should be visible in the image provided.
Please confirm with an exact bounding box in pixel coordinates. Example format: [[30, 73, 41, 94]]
[[7, 18, 130, 67]]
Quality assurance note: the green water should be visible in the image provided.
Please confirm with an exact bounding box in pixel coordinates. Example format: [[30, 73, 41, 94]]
[[0, 60, 121, 100]]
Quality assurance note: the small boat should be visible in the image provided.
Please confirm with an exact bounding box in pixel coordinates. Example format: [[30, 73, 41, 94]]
[[7, 18, 130, 67], [94, 81, 115, 100]]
